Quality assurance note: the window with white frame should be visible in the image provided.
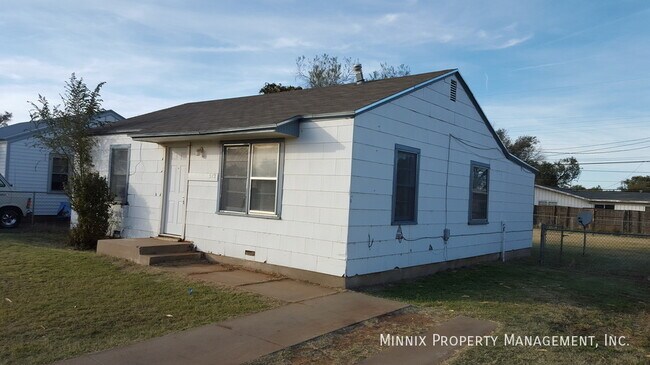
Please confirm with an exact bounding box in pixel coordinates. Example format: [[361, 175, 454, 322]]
[[219, 142, 281, 216], [469, 161, 489, 224], [109, 146, 130, 204], [50, 155, 69, 192]]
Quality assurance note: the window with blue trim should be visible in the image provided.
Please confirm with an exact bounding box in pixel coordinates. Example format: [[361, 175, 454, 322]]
[[392, 145, 420, 225], [469, 162, 489, 224]]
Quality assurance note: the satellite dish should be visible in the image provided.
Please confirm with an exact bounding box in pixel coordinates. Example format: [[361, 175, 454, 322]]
[[577, 211, 593, 228]]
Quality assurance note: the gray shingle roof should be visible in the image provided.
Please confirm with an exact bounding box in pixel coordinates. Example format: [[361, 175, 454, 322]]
[[93, 69, 455, 136], [556, 188, 650, 203], [0, 110, 124, 141]]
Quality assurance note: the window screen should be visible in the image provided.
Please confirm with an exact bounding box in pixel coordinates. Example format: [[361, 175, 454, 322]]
[[109, 147, 130, 203], [50, 156, 69, 192], [469, 162, 489, 224]]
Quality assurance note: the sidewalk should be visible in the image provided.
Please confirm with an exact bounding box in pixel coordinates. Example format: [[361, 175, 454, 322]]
[[55, 264, 408, 365]]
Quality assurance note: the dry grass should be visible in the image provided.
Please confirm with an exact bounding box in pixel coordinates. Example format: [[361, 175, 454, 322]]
[[0, 230, 277, 365]]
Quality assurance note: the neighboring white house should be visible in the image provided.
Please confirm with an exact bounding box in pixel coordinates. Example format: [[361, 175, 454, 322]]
[[0, 110, 124, 216], [90, 69, 536, 286], [535, 185, 650, 211]]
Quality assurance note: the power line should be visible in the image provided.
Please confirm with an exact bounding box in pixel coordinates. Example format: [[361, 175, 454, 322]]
[[558, 160, 650, 165], [543, 144, 650, 155]]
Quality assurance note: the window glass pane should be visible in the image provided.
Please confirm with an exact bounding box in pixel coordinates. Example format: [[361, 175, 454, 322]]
[[221, 177, 247, 212], [471, 192, 488, 220], [51, 156, 69, 191], [111, 149, 129, 175], [394, 150, 417, 222], [470, 164, 489, 222], [220, 145, 250, 212], [251, 143, 278, 178], [51, 174, 68, 191], [223, 146, 249, 178], [110, 148, 129, 202], [472, 166, 488, 192], [52, 157, 68, 174], [250, 179, 276, 212]]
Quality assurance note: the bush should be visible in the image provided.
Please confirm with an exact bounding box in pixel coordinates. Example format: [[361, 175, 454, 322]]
[[68, 172, 113, 250]]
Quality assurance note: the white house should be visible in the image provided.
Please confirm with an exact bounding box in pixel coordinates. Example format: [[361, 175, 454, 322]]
[[535, 185, 650, 211], [0, 110, 123, 216], [91, 69, 536, 287]]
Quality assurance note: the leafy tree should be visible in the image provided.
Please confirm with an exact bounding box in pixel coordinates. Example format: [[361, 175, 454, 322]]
[[0, 111, 11, 127], [620, 175, 650, 192], [535, 158, 581, 188], [497, 128, 580, 188], [572, 184, 603, 191], [29, 73, 113, 249], [496, 128, 543, 166], [296, 54, 356, 87], [259, 82, 303, 94], [295, 54, 411, 88], [367, 62, 410, 80]]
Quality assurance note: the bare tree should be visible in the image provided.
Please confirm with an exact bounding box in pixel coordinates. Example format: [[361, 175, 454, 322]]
[[0, 111, 11, 127], [296, 54, 357, 87]]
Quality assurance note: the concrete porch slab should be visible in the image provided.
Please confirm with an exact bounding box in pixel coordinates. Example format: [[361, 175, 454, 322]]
[[241, 279, 339, 302]]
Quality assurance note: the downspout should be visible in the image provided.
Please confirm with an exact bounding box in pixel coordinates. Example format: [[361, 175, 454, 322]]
[[181, 143, 191, 241]]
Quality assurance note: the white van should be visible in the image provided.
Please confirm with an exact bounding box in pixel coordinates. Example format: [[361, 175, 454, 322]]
[[0, 173, 33, 228]]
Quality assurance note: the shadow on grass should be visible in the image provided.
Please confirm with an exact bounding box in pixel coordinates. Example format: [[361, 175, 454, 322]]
[[372, 258, 649, 316]]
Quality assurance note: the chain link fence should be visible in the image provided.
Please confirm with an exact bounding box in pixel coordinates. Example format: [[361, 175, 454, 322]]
[[534, 225, 650, 279]]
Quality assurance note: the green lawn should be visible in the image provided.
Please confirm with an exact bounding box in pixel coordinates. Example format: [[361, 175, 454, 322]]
[[0, 228, 276, 365], [374, 258, 650, 364]]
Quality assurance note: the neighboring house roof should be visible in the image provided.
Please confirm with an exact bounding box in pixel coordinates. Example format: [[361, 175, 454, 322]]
[[536, 184, 650, 204], [92, 69, 536, 173], [0, 110, 124, 142]]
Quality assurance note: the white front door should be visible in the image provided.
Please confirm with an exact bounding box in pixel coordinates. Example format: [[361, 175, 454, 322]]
[[163, 147, 188, 236]]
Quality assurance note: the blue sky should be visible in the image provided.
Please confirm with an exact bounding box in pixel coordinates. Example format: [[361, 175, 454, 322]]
[[1, 0, 649, 189]]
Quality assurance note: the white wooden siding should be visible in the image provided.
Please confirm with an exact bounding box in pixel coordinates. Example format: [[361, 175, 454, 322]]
[[93, 118, 353, 276], [93, 135, 166, 237], [183, 118, 352, 276], [0, 141, 6, 176], [613, 203, 647, 211], [347, 74, 535, 276], [5, 137, 70, 215], [534, 187, 593, 208]]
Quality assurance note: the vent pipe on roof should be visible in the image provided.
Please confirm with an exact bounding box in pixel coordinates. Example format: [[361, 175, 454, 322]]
[[353, 64, 364, 84]]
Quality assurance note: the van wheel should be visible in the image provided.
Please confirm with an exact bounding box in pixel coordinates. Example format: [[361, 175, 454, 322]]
[[0, 208, 21, 228]]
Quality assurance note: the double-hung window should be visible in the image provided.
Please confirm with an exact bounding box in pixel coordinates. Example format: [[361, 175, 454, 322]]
[[219, 142, 281, 216], [469, 161, 489, 224], [49, 155, 70, 192], [392, 144, 420, 225], [109, 146, 130, 204]]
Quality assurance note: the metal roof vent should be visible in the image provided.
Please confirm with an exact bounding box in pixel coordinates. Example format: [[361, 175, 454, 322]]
[[450, 79, 457, 102], [353, 64, 364, 84]]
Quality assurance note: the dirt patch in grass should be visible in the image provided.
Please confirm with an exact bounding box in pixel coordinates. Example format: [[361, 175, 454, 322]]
[[0, 232, 279, 365], [247, 307, 455, 365]]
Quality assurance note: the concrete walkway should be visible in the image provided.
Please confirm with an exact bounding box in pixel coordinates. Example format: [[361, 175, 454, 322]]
[[55, 264, 408, 365]]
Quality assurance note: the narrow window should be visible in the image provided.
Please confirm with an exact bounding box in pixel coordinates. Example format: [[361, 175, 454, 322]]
[[109, 146, 130, 204], [50, 155, 69, 192], [469, 161, 489, 224], [220, 142, 281, 216], [392, 145, 420, 225]]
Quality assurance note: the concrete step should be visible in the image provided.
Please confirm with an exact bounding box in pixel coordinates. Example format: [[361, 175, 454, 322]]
[[145, 252, 204, 266], [97, 238, 199, 266], [139, 243, 193, 255]]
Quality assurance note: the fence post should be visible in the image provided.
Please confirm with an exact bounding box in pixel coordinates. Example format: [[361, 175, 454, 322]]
[[582, 226, 587, 256], [560, 226, 564, 262], [31, 192, 35, 227], [540, 224, 546, 264]]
